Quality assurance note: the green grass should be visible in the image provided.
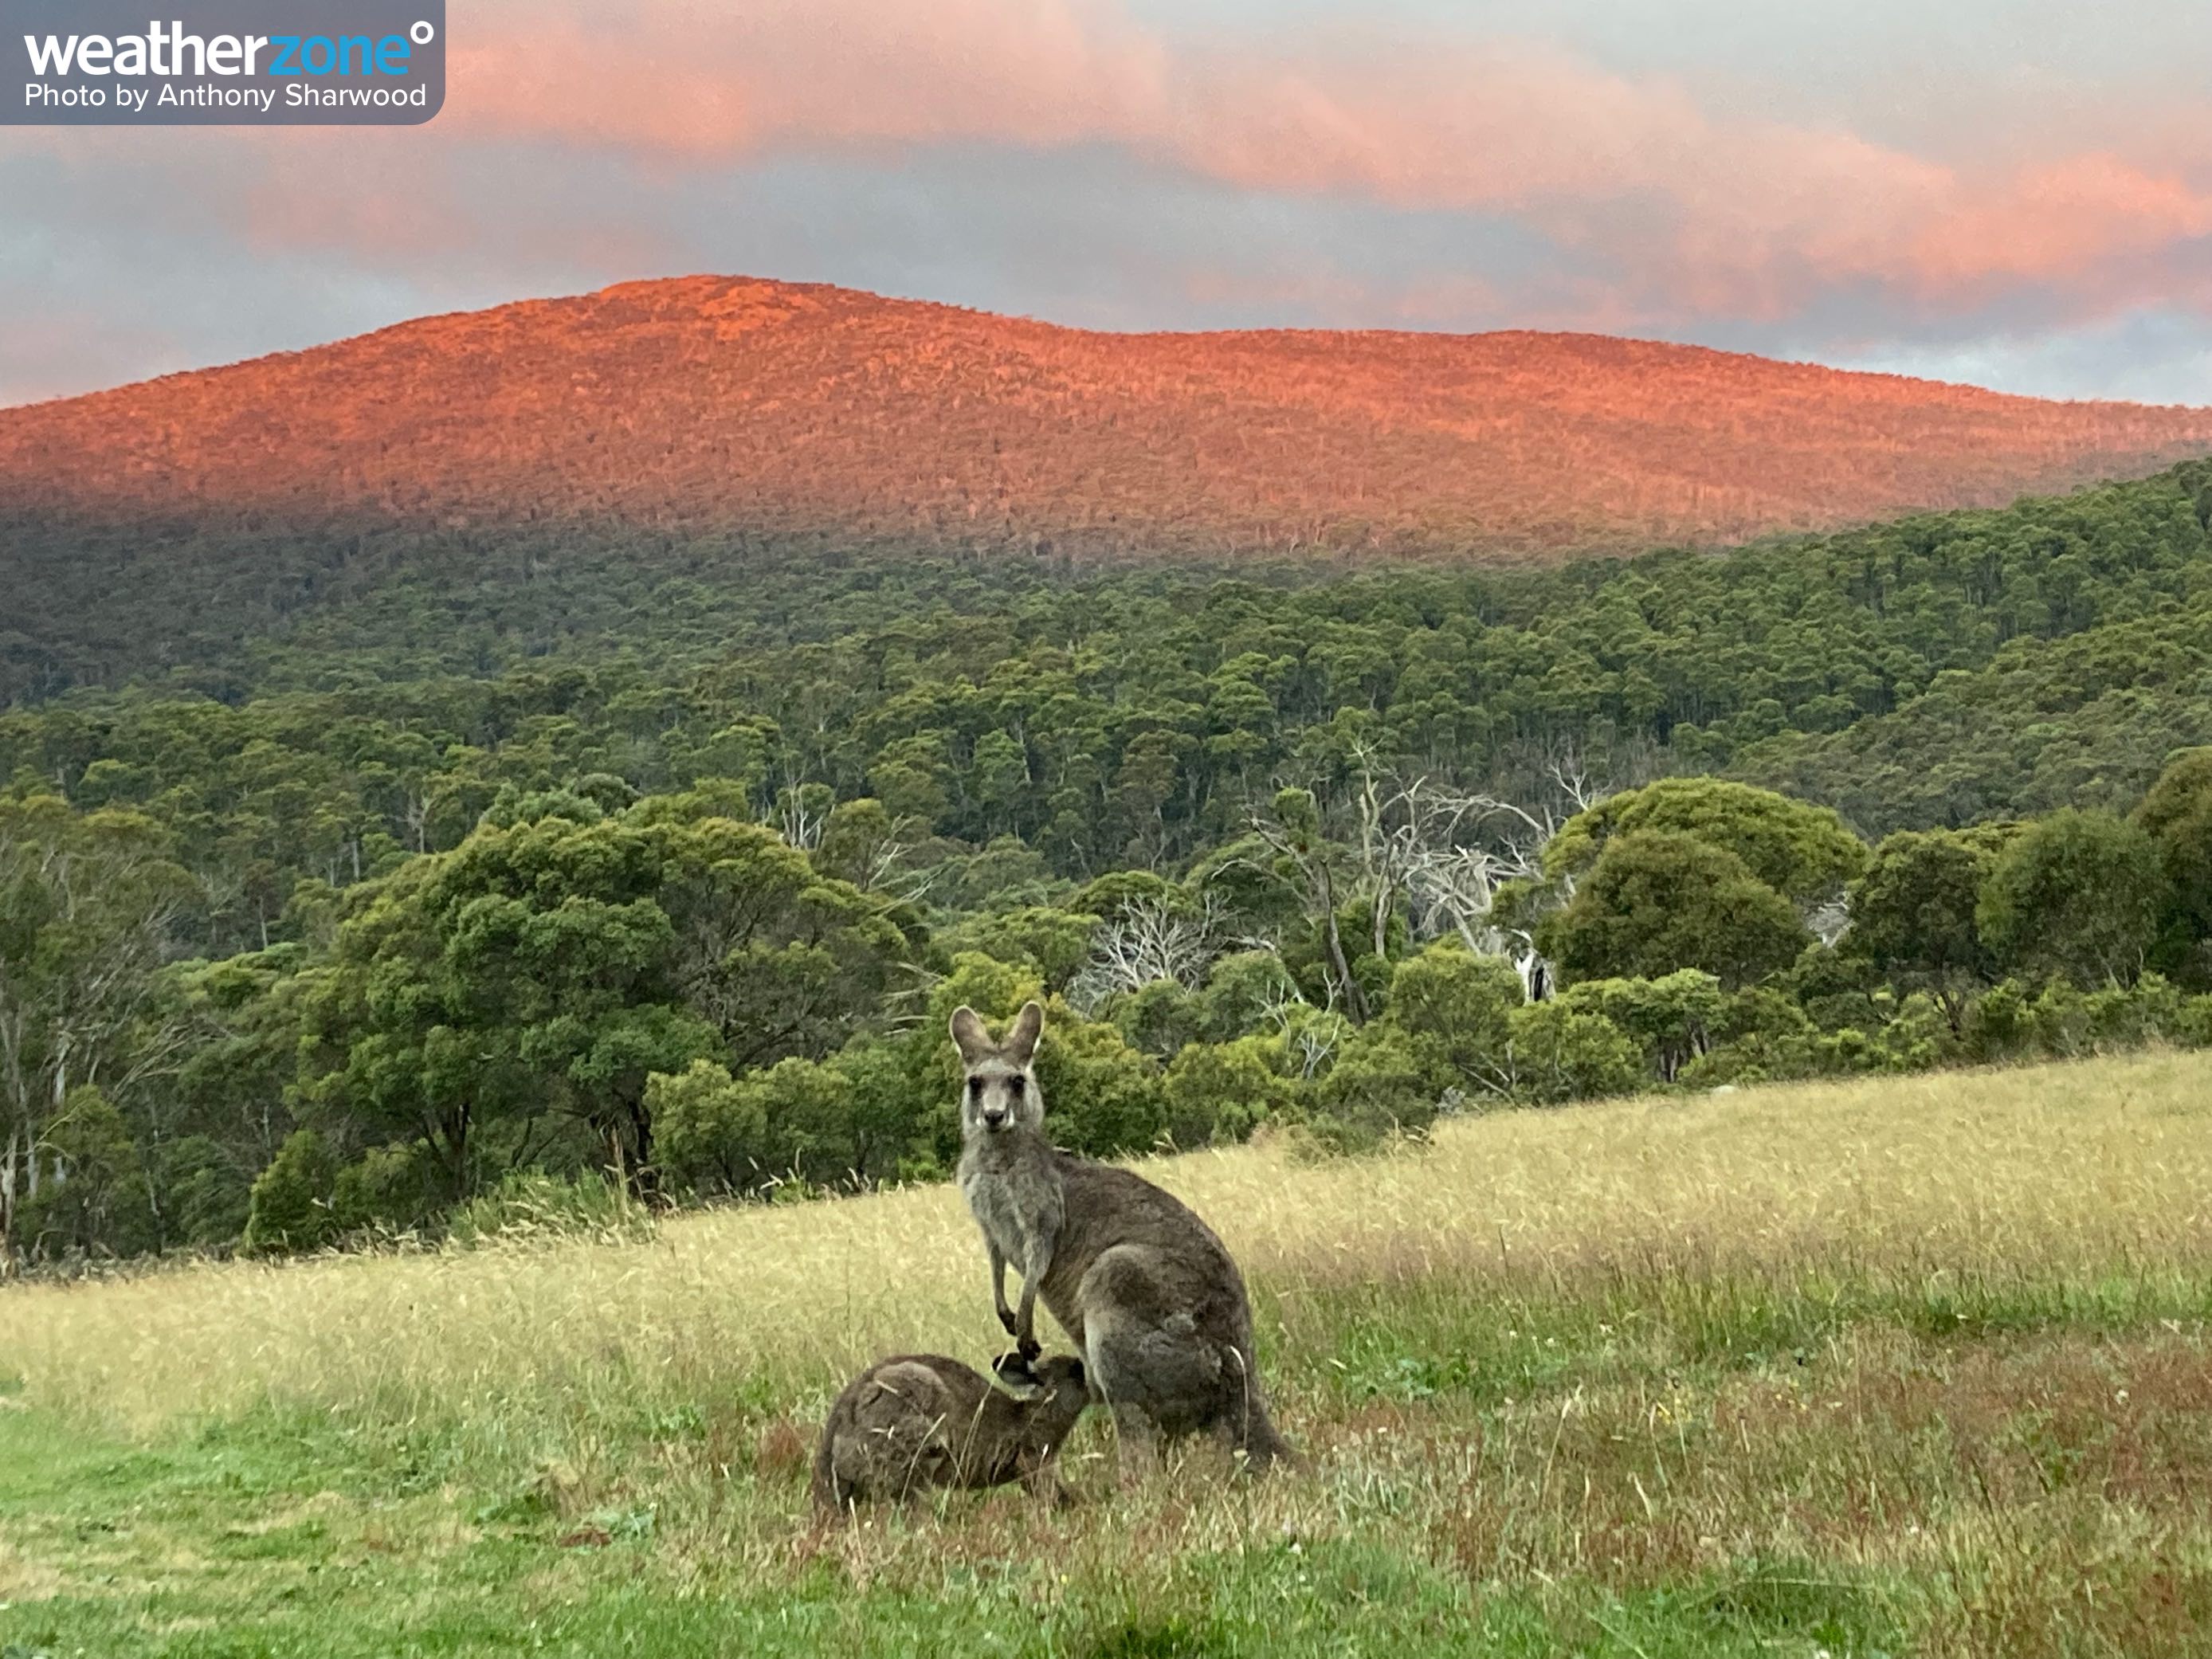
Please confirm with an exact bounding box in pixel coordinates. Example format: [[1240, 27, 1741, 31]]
[[6, 1299, 2206, 1656], [7, 1053, 2212, 1656], [2, 1402, 1929, 1659]]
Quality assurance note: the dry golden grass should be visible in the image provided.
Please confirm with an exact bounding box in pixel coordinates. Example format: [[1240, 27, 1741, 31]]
[[9, 1049, 2209, 1441]]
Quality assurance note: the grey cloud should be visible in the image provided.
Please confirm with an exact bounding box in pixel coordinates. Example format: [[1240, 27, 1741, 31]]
[[2, 115, 2206, 406]]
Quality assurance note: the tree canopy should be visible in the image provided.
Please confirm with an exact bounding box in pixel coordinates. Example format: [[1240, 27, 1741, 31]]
[[14, 461, 2212, 1265]]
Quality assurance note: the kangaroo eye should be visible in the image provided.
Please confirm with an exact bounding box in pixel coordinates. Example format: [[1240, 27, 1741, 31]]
[[1007, 1076, 1026, 1097], [968, 1077, 985, 1100]]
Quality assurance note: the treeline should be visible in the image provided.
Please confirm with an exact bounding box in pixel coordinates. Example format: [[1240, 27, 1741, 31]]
[[6, 461, 2212, 963], [11, 750, 2212, 1267], [9, 457, 2212, 1265]]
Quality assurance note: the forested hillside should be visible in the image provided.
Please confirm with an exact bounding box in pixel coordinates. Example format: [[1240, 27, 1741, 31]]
[[7, 276, 2212, 704], [6, 458, 2212, 1268], [8, 458, 2212, 931]]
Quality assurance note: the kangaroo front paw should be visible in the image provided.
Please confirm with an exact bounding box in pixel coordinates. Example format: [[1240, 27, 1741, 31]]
[[992, 1349, 1044, 1396]]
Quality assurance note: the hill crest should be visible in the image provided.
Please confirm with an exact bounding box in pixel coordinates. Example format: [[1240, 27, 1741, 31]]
[[4, 274, 2209, 557]]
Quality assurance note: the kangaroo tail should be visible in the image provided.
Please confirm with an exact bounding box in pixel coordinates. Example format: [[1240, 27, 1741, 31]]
[[1224, 1342, 1301, 1474], [1239, 1404, 1302, 1473]]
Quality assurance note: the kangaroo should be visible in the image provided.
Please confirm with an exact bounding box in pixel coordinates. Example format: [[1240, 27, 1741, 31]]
[[811, 1351, 1091, 1513], [951, 1001, 1293, 1475]]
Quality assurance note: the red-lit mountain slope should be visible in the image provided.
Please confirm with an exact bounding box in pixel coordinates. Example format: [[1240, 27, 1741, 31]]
[[5, 275, 2209, 558]]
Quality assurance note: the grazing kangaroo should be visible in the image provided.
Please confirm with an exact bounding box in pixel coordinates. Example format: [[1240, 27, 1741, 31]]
[[811, 1351, 1091, 1513], [951, 1002, 1293, 1474]]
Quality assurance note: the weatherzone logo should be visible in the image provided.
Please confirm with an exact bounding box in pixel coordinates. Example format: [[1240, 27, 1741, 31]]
[[6, 0, 445, 124]]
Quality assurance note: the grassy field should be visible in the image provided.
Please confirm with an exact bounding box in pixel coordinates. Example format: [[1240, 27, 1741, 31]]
[[5, 1052, 2212, 1657]]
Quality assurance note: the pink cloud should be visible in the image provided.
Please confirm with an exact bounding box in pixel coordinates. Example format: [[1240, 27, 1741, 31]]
[[8, 0, 2207, 386], [1908, 155, 2212, 288], [429, 0, 2212, 328], [447, 0, 1170, 158]]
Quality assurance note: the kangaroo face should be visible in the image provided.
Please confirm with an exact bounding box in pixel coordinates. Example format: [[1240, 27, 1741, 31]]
[[950, 1001, 1045, 1136], [963, 1062, 1034, 1134], [1031, 1354, 1088, 1405]]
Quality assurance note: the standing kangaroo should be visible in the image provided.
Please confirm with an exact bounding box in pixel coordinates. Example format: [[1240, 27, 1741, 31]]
[[951, 1001, 1292, 1473]]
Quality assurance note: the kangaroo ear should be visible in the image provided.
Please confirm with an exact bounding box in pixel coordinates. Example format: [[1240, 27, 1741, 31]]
[[1004, 1000, 1045, 1068], [949, 1006, 993, 1065]]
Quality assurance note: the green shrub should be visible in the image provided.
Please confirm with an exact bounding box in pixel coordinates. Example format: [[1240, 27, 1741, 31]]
[[1541, 832, 1810, 989], [1963, 979, 2033, 1062], [1500, 1002, 1644, 1104], [649, 1059, 769, 1196], [1867, 991, 1959, 1073], [1114, 979, 1206, 1060], [332, 1141, 439, 1233], [938, 904, 1100, 993], [1383, 943, 1522, 1096], [1192, 950, 1303, 1042], [18, 1086, 155, 1259], [1545, 777, 1869, 902], [151, 1134, 253, 1249], [1313, 1024, 1440, 1139], [1037, 1012, 1169, 1158], [1556, 970, 1726, 1082], [243, 1129, 338, 1255], [1979, 810, 2167, 987], [1162, 1036, 1301, 1148]]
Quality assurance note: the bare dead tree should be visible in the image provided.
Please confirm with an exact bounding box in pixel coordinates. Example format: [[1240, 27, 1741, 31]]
[[1806, 895, 1852, 950], [1235, 753, 1617, 1021], [833, 810, 936, 905], [1344, 746, 1608, 1002], [1288, 1021, 1337, 1080], [0, 812, 190, 1273], [773, 779, 830, 853], [1543, 748, 1606, 817], [1234, 965, 1336, 1077], [1240, 792, 1370, 1023], [401, 790, 433, 855], [1068, 893, 1225, 1014]]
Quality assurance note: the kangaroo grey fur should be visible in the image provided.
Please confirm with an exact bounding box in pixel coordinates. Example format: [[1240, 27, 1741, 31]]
[[951, 1001, 1293, 1473], [812, 1351, 1090, 1512]]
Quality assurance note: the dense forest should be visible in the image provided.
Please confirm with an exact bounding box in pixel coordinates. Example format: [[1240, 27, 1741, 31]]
[[10, 275, 2210, 596], [6, 457, 2212, 1267]]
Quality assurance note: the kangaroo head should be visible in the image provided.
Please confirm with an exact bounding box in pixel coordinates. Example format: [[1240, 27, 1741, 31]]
[[950, 1001, 1045, 1135], [1030, 1354, 1090, 1420], [1031, 1353, 1087, 1397]]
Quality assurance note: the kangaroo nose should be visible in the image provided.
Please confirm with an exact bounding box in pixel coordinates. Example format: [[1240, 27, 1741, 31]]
[[982, 1106, 1007, 1128]]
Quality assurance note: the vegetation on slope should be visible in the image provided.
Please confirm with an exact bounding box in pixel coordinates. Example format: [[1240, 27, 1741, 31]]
[[5, 457, 2210, 877], [11, 462, 2212, 1264], [8, 276, 2210, 575], [10, 744, 2212, 1265]]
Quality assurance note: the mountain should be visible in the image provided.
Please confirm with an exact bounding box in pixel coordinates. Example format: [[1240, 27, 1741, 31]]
[[4, 275, 2210, 559]]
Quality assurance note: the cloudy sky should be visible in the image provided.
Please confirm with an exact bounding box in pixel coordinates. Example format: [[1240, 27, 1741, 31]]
[[5, 0, 2210, 408]]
